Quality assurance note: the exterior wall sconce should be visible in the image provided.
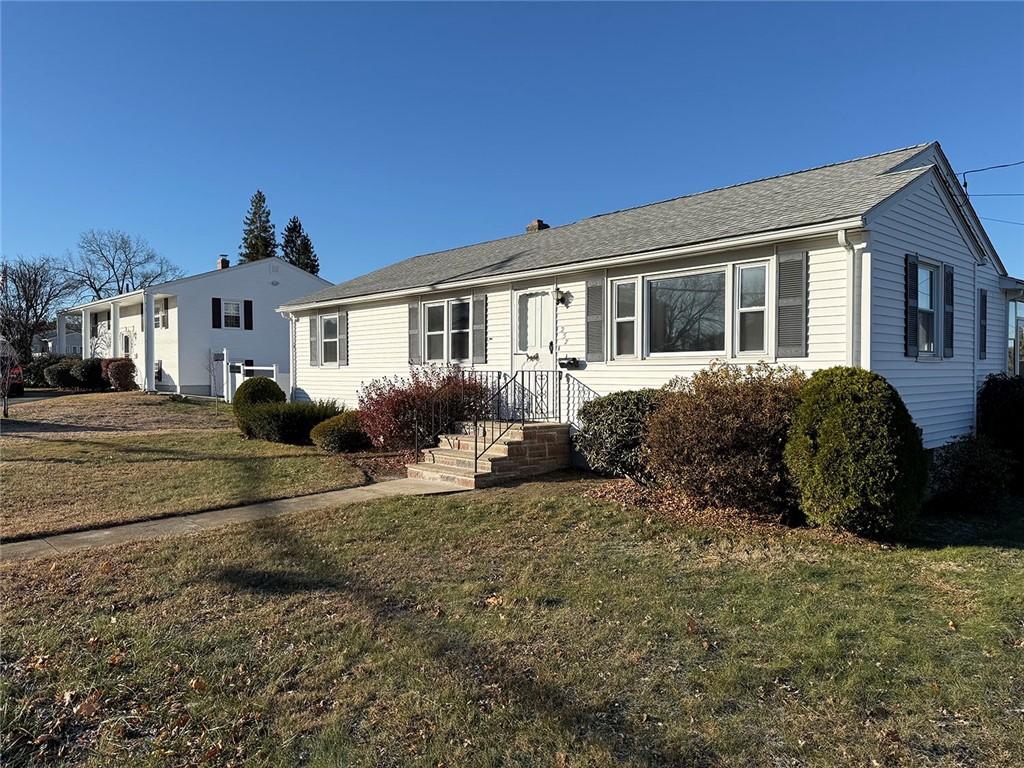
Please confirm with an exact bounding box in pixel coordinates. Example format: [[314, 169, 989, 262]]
[[551, 288, 570, 307]]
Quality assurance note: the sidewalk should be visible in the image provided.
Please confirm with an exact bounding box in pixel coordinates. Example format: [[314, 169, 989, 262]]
[[1, 478, 463, 563]]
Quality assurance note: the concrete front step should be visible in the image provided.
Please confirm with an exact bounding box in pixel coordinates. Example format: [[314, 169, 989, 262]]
[[420, 447, 510, 472]]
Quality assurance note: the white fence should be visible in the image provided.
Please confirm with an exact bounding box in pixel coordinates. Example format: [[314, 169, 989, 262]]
[[211, 348, 289, 403]]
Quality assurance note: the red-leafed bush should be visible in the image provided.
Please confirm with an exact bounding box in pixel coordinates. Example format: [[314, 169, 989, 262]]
[[358, 366, 490, 450], [106, 359, 138, 391]]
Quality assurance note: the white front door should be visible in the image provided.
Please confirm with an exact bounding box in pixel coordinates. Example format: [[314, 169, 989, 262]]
[[514, 288, 555, 371]]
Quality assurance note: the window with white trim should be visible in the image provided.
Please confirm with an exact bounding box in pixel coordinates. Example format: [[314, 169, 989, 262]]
[[918, 263, 938, 355], [612, 280, 638, 358], [321, 314, 339, 365], [647, 269, 726, 354], [449, 300, 470, 361], [154, 302, 165, 329], [425, 303, 446, 361], [223, 300, 241, 329], [735, 264, 767, 353], [424, 299, 471, 362]]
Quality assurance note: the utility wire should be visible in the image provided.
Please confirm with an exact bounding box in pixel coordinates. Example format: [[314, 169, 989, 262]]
[[980, 216, 1024, 226], [969, 193, 1024, 197], [960, 159, 1024, 193]]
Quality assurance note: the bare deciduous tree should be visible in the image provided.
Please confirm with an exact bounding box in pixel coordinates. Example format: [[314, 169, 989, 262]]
[[64, 229, 183, 301], [0, 336, 19, 418], [0, 256, 79, 362]]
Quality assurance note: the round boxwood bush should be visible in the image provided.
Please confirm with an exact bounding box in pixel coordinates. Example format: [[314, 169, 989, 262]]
[[44, 358, 79, 389], [784, 367, 927, 536], [232, 376, 285, 415], [310, 410, 371, 453], [574, 389, 663, 482], [977, 373, 1024, 484], [70, 358, 106, 391]]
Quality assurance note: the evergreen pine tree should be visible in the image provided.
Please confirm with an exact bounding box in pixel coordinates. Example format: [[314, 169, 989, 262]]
[[238, 190, 277, 262], [280, 215, 320, 275]]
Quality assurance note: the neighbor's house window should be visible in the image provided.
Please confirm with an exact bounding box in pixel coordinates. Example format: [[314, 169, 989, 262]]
[[647, 270, 726, 354], [223, 301, 242, 329], [321, 314, 339, 364], [735, 264, 767, 353], [424, 299, 471, 363], [612, 280, 638, 358], [153, 302, 164, 328], [917, 264, 938, 355]]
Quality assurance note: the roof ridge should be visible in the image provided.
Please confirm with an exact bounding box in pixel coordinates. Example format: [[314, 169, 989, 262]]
[[586, 142, 934, 220]]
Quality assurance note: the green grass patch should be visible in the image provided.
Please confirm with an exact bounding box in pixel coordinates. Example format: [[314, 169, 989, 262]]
[[2, 479, 1022, 766]]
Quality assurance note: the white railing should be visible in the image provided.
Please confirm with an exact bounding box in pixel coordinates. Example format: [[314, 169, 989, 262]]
[[213, 347, 287, 403]]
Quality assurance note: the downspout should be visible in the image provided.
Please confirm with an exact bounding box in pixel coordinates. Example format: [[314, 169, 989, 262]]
[[972, 259, 978, 432], [838, 229, 864, 367]]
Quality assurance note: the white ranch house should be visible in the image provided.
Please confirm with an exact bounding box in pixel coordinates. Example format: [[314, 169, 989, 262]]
[[278, 142, 1023, 483], [58, 257, 329, 396]]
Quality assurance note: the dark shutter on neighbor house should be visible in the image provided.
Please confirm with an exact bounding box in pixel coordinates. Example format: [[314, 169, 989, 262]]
[[904, 254, 919, 357], [162, 298, 169, 329], [776, 251, 808, 358], [585, 277, 605, 362], [243, 300, 253, 331], [978, 289, 988, 360], [338, 311, 349, 366], [942, 265, 954, 358], [309, 315, 319, 367], [244, 359, 254, 378], [408, 302, 421, 365], [472, 294, 487, 364], [212, 297, 222, 329]]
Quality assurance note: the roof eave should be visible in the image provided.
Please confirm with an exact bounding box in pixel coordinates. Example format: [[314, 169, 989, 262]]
[[277, 216, 865, 313]]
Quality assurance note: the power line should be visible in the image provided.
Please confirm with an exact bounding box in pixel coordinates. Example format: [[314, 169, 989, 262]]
[[980, 216, 1024, 226], [969, 193, 1024, 197], [960, 159, 1024, 193]]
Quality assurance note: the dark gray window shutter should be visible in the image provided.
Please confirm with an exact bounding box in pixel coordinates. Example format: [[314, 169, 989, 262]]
[[904, 254, 919, 357], [212, 297, 222, 329], [942, 265, 954, 358], [162, 298, 169, 329], [243, 299, 254, 331], [408, 302, 422, 365], [338, 311, 349, 366], [776, 251, 808, 357], [309, 315, 319, 367], [472, 294, 487, 364], [585, 277, 605, 362], [978, 289, 988, 360]]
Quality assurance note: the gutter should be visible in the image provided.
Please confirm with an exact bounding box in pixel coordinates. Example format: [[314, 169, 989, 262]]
[[277, 216, 865, 313], [838, 229, 866, 367]]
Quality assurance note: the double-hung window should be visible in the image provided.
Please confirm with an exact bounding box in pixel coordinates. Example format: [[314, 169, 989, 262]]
[[612, 280, 638, 358], [424, 299, 471, 363], [917, 263, 938, 355], [321, 314, 339, 365], [223, 301, 241, 329], [735, 264, 767, 353], [647, 270, 726, 354]]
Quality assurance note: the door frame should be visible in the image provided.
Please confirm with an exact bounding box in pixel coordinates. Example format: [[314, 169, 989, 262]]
[[512, 285, 556, 371]]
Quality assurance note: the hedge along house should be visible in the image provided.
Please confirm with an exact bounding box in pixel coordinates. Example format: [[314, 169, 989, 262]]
[[279, 143, 1023, 484], [57, 256, 330, 396]]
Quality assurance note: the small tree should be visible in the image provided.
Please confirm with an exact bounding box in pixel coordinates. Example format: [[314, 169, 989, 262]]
[[1, 256, 78, 362], [0, 337, 19, 418], [280, 216, 320, 275], [239, 190, 277, 262]]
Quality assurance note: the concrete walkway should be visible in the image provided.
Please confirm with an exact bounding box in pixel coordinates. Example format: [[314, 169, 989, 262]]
[[1, 478, 464, 563]]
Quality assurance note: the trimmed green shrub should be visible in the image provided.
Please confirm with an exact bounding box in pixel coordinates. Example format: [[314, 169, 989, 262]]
[[977, 373, 1024, 484], [232, 376, 285, 416], [24, 354, 74, 387], [574, 389, 663, 482], [928, 435, 1015, 515], [106, 359, 138, 391], [310, 410, 372, 453], [70, 358, 105, 391], [645, 363, 806, 513], [43, 358, 80, 389], [784, 367, 928, 536], [240, 400, 340, 445]]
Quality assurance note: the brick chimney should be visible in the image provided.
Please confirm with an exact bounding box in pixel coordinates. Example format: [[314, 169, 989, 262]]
[[216, 255, 230, 270], [526, 219, 549, 233]]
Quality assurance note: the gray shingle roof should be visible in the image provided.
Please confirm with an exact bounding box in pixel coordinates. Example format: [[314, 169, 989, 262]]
[[292, 143, 934, 306]]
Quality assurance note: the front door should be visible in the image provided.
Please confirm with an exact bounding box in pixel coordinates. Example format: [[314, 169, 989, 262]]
[[514, 288, 555, 371]]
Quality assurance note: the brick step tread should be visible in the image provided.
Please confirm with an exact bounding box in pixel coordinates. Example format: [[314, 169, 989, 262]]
[[422, 447, 508, 465], [406, 463, 516, 479]]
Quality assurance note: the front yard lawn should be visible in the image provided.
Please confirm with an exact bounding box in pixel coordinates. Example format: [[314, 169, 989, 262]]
[[2, 478, 1021, 766], [1, 429, 367, 540]]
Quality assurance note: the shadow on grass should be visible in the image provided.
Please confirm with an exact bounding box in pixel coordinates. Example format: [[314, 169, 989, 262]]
[[213, 515, 716, 767], [900, 496, 1024, 551], [0, 419, 124, 436]]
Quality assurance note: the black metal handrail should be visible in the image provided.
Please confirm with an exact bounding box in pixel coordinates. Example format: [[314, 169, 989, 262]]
[[563, 372, 600, 428]]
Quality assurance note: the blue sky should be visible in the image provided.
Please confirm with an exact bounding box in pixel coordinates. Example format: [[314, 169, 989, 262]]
[[3, 2, 1023, 283]]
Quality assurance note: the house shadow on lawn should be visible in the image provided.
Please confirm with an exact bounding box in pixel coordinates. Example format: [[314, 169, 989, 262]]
[[213, 516, 717, 768], [900, 497, 1024, 551], [0, 418, 124, 436]]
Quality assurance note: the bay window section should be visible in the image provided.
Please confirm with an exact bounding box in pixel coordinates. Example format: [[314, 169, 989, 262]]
[[449, 300, 470, 361], [647, 270, 726, 354], [321, 315, 339, 365], [425, 304, 445, 361], [918, 264, 937, 355], [736, 264, 767, 353], [613, 280, 637, 358]]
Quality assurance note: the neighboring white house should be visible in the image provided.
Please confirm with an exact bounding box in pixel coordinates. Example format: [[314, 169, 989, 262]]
[[279, 142, 1024, 449], [58, 256, 330, 396]]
